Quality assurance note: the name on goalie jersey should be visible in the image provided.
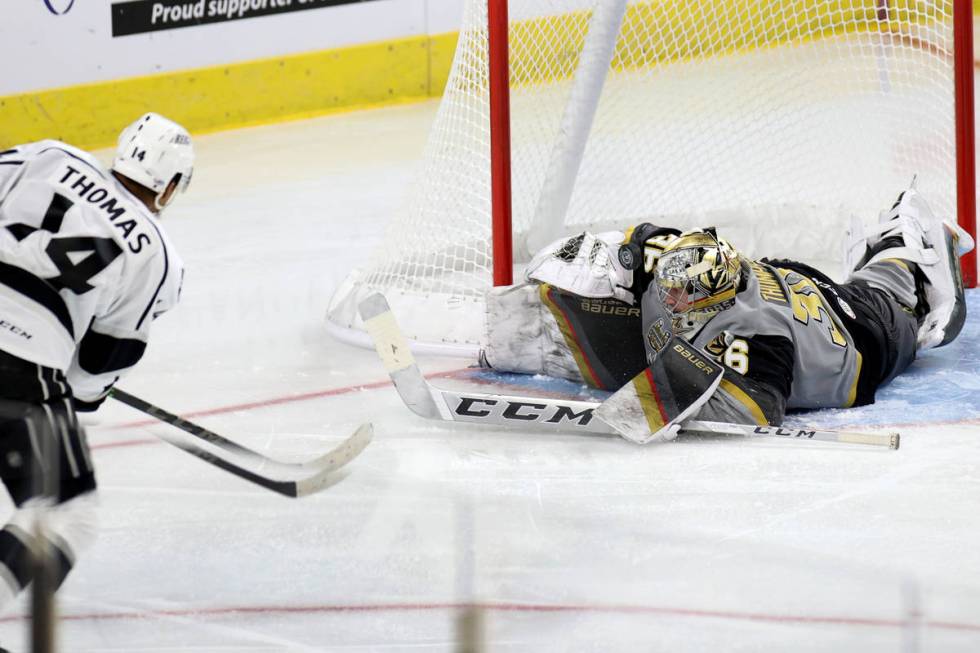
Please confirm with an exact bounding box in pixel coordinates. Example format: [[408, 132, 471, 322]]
[[58, 166, 153, 254]]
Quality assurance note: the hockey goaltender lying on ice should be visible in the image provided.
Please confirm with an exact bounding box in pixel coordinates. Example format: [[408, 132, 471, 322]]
[[362, 186, 973, 449]]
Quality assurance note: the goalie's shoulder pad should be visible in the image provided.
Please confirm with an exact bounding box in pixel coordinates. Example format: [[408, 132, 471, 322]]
[[525, 230, 634, 303]]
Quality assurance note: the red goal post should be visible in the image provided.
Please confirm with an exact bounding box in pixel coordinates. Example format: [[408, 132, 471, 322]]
[[953, 0, 976, 287], [327, 0, 978, 354]]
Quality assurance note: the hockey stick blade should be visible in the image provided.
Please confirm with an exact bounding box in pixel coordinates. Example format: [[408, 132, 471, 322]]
[[111, 389, 373, 495], [358, 293, 898, 450], [149, 425, 372, 497], [112, 388, 371, 471]]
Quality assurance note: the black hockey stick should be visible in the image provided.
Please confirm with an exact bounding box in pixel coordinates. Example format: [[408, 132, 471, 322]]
[[358, 293, 899, 449], [111, 388, 373, 497]]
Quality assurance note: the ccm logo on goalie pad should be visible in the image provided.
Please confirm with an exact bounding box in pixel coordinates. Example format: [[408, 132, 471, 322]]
[[453, 397, 595, 427], [753, 426, 817, 439]]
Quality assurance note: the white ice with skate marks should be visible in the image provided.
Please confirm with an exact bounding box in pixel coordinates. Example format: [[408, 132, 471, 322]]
[[0, 110, 977, 651]]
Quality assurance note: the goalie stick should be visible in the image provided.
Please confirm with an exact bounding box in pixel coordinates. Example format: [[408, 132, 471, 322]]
[[359, 293, 899, 450], [111, 388, 373, 497]]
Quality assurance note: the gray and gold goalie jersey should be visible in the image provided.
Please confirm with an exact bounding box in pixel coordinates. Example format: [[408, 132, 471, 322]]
[[689, 258, 862, 420], [0, 141, 183, 403]]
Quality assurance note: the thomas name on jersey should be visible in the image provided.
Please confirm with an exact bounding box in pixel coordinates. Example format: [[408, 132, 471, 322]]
[[58, 165, 153, 254]]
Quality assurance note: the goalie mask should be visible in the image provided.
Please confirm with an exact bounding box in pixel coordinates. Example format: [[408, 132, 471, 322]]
[[654, 228, 742, 336], [112, 113, 195, 210]]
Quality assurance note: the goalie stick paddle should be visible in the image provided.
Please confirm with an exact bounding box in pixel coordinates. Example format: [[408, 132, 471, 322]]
[[358, 293, 899, 450], [111, 388, 373, 497]]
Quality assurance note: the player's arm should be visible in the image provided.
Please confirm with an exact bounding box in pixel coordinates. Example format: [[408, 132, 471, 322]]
[[0, 147, 25, 195], [696, 333, 794, 425], [68, 255, 183, 411], [0, 141, 76, 201]]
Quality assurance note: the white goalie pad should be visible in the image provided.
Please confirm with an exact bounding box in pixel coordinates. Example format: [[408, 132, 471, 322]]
[[845, 187, 960, 272], [846, 214, 939, 272], [846, 187, 975, 349], [483, 283, 587, 384], [525, 230, 635, 304]]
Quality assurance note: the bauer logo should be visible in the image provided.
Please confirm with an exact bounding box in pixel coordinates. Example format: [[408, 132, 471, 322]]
[[110, 0, 367, 37], [43, 0, 76, 15]]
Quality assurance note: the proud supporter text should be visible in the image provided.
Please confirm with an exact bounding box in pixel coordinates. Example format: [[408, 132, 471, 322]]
[[151, 0, 326, 24]]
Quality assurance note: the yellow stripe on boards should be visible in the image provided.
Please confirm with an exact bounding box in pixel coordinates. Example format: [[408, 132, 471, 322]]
[[1, 0, 958, 149], [0, 32, 458, 150], [503, 0, 953, 90]]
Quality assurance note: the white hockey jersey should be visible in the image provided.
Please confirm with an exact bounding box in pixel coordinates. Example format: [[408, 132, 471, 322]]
[[0, 141, 183, 402]]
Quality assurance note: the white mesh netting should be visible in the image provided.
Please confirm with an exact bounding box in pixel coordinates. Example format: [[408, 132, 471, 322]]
[[327, 0, 960, 353]]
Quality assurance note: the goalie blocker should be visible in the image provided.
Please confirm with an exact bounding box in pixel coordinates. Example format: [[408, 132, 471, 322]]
[[593, 282, 722, 443]]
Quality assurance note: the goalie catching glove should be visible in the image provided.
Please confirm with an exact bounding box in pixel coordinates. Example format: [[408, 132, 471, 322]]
[[525, 230, 639, 304]]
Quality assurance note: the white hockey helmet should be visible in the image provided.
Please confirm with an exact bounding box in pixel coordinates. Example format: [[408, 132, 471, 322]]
[[112, 113, 194, 205]]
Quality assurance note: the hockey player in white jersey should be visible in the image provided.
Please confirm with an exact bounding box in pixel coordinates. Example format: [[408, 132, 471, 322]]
[[483, 186, 973, 430], [0, 113, 192, 608]]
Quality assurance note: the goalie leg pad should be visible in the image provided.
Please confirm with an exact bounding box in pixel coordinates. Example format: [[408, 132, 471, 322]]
[[484, 283, 587, 384], [916, 217, 972, 348], [485, 283, 647, 389], [846, 188, 973, 349]]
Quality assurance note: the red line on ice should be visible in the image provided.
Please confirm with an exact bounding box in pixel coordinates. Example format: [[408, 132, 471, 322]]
[[91, 369, 980, 452], [1, 601, 977, 632], [91, 369, 467, 451]]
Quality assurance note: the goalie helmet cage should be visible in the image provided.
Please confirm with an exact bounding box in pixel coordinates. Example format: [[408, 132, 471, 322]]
[[327, 0, 977, 356]]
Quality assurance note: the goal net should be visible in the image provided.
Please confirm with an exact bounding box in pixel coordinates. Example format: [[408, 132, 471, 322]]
[[327, 0, 972, 355]]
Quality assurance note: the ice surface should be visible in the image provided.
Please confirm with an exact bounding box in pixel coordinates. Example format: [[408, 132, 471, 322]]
[[0, 101, 977, 652]]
